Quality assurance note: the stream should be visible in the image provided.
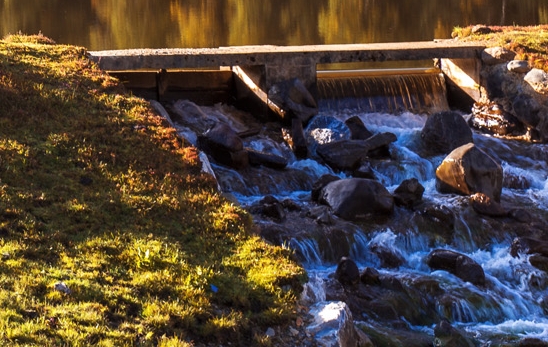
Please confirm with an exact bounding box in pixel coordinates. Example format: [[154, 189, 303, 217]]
[[161, 75, 548, 345]]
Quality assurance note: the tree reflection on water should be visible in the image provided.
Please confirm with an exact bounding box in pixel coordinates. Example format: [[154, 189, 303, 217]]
[[1, 0, 547, 50]]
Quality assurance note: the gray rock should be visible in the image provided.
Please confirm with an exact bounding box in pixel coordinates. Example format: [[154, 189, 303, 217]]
[[507, 60, 531, 73], [482, 47, 516, 65]]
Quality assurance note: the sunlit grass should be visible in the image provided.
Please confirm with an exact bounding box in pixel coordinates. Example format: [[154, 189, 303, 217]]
[[0, 33, 307, 346], [452, 24, 548, 71]]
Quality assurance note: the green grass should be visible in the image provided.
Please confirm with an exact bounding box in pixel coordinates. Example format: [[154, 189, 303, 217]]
[[452, 24, 548, 71], [0, 34, 307, 346]]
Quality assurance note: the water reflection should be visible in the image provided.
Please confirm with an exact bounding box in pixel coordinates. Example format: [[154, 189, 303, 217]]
[[1, 0, 548, 50]]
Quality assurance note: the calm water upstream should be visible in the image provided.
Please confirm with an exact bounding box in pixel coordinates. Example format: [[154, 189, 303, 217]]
[[1, 0, 548, 50]]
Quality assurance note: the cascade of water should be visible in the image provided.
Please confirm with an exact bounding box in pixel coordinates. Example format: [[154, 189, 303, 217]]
[[317, 72, 449, 114], [167, 70, 548, 343]]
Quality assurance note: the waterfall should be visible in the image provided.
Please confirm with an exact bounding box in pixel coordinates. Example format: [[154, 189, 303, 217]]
[[317, 69, 449, 114]]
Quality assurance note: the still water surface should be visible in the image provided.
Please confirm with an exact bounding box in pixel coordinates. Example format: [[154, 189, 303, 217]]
[[2, 0, 548, 50]]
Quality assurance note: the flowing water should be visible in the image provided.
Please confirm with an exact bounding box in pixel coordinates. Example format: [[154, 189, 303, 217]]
[[167, 73, 548, 344]]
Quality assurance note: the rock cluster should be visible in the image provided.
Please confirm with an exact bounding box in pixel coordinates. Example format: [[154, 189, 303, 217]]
[[472, 46, 548, 142]]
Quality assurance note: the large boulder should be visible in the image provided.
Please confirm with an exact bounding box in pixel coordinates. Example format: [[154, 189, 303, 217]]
[[435, 143, 503, 202], [197, 122, 249, 169], [421, 111, 473, 155], [426, 249, 486, 286], [317, 133, 397, 171], [319, 178, 394, 220], [268, 78, 318, 125]]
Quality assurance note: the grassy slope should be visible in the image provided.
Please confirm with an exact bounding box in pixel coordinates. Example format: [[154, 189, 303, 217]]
[[0, 34, 306, 346], [453, 24, 548, 71]]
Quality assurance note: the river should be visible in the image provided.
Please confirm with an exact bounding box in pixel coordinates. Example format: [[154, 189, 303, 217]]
[[1, 0, 548, 50]]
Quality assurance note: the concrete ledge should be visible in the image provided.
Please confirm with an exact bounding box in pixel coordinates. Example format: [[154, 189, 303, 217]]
[[88, 41, 485, 71]]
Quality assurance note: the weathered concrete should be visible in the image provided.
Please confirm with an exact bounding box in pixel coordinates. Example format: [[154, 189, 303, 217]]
[[89, 41, 485, 92]]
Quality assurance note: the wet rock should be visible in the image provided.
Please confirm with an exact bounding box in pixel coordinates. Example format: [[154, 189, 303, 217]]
[[510, 237, 548, 258], [336, 257, 360, 286], [353, 162, 377, 180], [370, 244, 405, 268], [393, 178, 425, 208], [436, 143, 503, 202], [291, 118, 309, 159], [507, 60, 531, 73], [470, 101, 525, 136], [345, 115, 373, 140], [508, 208, 533, 223], [360, 267, 381, 286], [246, 148, 288, 169], [529, 255, 548, 273], [268, 78, 318, 125], [319, 178, 394, 220], [470, 193, 508, 217], [317, 133, 397, 171], [518, 338, 548, 347], [426, 249, 486, 286], [434, 320, 475, 347], [311, 174, 341, 202], [421, 111, 473, 155], [170, 99, 216, 134], [306, 301, 361, 347], [481, 47, 516, 65], [197, 122, 249, 169]]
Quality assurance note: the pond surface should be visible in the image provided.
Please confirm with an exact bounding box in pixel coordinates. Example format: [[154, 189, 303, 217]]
[[2, 0, 548, 50]]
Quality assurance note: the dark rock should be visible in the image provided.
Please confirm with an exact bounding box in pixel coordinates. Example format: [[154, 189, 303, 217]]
[[319, 178, 394, 220], [370, 244, 405, 268], [360, 267, 381, 286], [427, 249, 486, 286], [436, 143, 503, 202], [336, 257, 360, 286], [246, 148, 288, 169], [317, 133, 397, 171], [508, 208, 533, 223], [510, 237, 548, 258], [470, 193, 508, 217], [353, 162, 377, 180], [393, 178, 425, 208], [471, 25, 494, 35], [434, 320, 475, 347], [291, 118, 308, 159], [421, 111, 473, 155], [311, 174, 340, 202], [512, 94, 541, 128], [197, 122, 249, 169], [345, 115, 373, 140], [268, 78, 318, 124], [518, 338, 548, 347], [529, 255, 548, 273]]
